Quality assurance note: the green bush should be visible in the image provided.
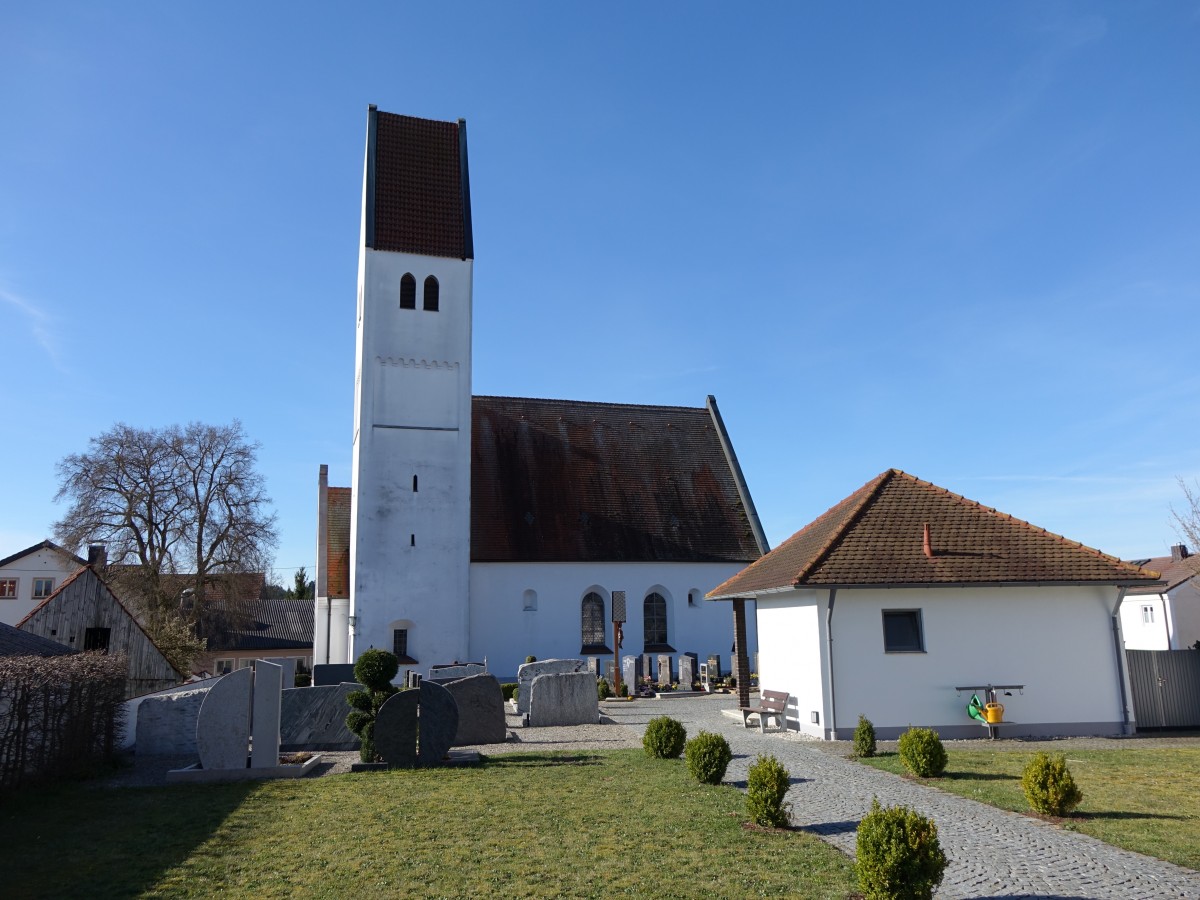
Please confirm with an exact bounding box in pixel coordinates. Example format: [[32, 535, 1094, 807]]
[[525, 655, 537, 664], [856, 798, 947, 900], [853, 714, 877, 759], [1022, 752, 1083, 816], [618, 682, 629, 697], [500, 682, 518, 702], [897, 727, 947, 778], [353, 649, 399, 692], [345, 650, 400, 762], [643, 716, 687, 759], [597, 678, 612, 700], [746, 754, 791, 827], [685, 731, 732, 784]]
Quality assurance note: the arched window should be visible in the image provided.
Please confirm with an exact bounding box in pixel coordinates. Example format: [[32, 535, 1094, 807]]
[[644, 592, 671, 650], [581, 592, 607, 652], [412, 474, 418, 492], [400, 273, 416, 309], [423, 275, 439, 311]]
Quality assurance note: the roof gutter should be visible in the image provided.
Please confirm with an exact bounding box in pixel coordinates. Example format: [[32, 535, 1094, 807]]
[[706, 395, 769, 556]]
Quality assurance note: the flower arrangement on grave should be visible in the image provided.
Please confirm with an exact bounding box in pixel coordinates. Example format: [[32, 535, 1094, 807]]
[[345, 649, 400, 763]]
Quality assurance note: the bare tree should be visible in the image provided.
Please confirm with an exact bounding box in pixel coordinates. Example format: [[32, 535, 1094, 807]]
[[1172, 477, 1200, 555], [54, 421, 278, 666]]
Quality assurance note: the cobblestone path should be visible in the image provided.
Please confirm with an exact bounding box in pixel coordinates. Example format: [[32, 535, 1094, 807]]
[[603, 696, 1200, 899]]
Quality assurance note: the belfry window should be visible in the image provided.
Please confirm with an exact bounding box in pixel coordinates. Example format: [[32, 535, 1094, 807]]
[[400, 273, 416, 309], [423, 275, 439, 311]]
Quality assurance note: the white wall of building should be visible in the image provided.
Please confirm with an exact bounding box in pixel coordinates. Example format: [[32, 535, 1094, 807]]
[[758, 584, 1130, 740], [1119, 593, 1172, 651], [0, 547, 78, 625], [1166, 580, 1200, 649], [350, 243, 473, 668], [755, 590, 827, 738], [470, 561, 756, 680]]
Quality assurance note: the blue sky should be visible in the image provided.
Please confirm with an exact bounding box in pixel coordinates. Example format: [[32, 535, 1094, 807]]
[[2, 3, 1198, 581]]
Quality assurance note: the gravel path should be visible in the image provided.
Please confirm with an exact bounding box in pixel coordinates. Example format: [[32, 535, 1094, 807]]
[[603, 695, 1200, 899]]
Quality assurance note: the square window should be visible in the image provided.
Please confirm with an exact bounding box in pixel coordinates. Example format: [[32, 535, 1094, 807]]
[[882, 610, 925, 653], [83, 627, 111, 652], [0, 578, 17, 599], [216, 659, 234, 675], [33, 578, 55, 599]]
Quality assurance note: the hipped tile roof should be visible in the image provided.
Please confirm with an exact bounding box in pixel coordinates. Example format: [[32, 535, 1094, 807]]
[[371, 112, 470, 259], [710, 469, 1161, 598]]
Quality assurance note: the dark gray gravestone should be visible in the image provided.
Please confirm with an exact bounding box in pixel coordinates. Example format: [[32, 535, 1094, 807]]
[[314, 663, 358, 686], [641, 653, 657, 682], [621, 655, 643, 691], [280, 683, 363, 751], [707, 654, 722, 679], [603, 660, 616, 689], [443, 674, 506, 745], [196, 668, 252, 770], [374, 690, 420, 768], [418, 681, 459, 765]]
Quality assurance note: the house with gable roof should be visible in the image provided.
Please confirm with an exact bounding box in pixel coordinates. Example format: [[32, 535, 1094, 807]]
[[1120, 544, 1200, 650], [0, 540, 88, 626], [314, 108, 766, 680], [708, 469, 1162, 740]]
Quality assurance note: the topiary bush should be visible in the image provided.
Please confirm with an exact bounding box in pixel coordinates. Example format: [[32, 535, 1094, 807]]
[[618, 682, 629, 697], [897, 726, 947, 778], [345, 649, 400, 762], [500, 682, 518, 702], [525, 655, 537, 664], [856, 798, 947, 900], [643, 716, 687, 759], [746, 754, 791, 827], [1022, 752, 1083, 816], [685, 731, 732, 784], [853, 714, 877, 759], [597, 678, 612, 700]]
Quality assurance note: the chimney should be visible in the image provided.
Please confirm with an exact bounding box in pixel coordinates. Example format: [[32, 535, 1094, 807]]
[[87, 544, 107, 569], [1172, 543, 1190, 561], [923, 523, 933, 559]]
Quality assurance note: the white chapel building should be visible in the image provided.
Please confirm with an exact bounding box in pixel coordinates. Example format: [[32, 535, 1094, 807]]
[[315, 108, 766, 680]]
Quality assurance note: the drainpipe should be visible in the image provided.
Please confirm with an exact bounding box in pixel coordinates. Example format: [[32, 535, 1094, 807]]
[[1110, 587, 1131, 735], [825, 589, 838, 740]]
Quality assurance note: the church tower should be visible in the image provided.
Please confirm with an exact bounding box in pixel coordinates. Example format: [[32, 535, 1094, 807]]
[[348, 107, 474, 670]]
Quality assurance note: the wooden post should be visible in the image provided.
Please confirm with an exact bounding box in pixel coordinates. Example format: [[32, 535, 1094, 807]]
[[733, 599, 750, 709], [613, 620, 622, 695]]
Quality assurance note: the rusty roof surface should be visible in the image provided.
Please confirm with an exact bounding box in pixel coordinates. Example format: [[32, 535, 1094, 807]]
[[327, 487, 351, 598], [370, 111, 470, 259], [471, 396, 761, 563], [710, 469, 1161, 597]]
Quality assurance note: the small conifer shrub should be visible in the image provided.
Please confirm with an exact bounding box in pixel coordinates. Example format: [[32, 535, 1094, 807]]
[[685, 731, 732, 784], [525, 655, 537, 664], [746, 754, 791, 827], [1022, 752, 1083, 816], [500, 682, 518, 702], [618, 682, 629, 697], [856, 798, 947, 900], [897, 726, 947, 778], [853, 714, 877, 758], [643, 716, 687, 759], [597, 678, 612, 700], [344, 649, 400, 762]]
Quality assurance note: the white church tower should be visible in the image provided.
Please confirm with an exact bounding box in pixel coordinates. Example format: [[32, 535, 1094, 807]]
[[346, 107, 474, 669]]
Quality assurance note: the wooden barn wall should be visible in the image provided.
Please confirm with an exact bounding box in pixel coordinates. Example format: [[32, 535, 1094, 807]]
[[21, 572, 180, 698]]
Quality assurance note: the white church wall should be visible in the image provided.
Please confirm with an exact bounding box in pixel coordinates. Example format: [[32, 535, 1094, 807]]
[[469, 561, 756, 680]]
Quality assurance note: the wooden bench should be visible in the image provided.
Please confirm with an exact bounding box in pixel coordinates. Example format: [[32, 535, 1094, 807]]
[[740, 689, 789, 733]]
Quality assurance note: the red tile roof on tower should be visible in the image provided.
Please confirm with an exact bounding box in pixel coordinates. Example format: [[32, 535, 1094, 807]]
[[370, 111, 472, 259], [709, 469, 1162, 598], [326, 487, 351, 598]]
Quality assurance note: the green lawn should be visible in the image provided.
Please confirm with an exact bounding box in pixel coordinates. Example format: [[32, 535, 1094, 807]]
[[1, 750, 858, 899], [857, 747, 1200, 871]]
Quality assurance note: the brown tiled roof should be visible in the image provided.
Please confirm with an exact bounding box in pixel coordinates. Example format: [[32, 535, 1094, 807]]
[[710, 469, 1161, 598], [1124, 552, 1199, 595], [370, 111, 471, 259], [471, 396, 761, 563], [327, 487, 351, 598]]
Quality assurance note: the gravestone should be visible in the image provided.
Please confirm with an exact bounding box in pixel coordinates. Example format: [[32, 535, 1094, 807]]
[[275, 658, 297, 690], [586, 657, 600, 677], [136, 685, 210, 755], [428, 662, 486, 681], [657, 655, 673, 687], [280, 682, 362, 751], [443, 673, 506, 745], [250, 660, 282, 768], [603, 660, 616, 689], [621, 655, 643, 692], [314, 663, 357, 686], [196, 667, 252, 770], [641, 653, 657, 683], [707, 654, 722, 679], [528, 672, 599, 727], [373, 681, 461, 767], [678, 655, 696, 691], [516, 658, 586, 715]]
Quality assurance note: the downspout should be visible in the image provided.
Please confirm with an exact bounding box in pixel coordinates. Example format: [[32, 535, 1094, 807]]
[[1110, 586, 1131, 735], [825, 589, 838, 740]]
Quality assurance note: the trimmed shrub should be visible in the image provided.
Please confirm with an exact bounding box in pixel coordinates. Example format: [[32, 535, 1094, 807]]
[[525, 655, 537, 664], [345, 650, 400, 762], [856, 798, 947, 900], [618, 682, 629, 697], [1022, 752, 1083, 816], [643, 716, 687, 759], [746, 754, 791, 827], [353, 649, 399, 691], [685, 731, 732, 784], [500, 682, 518, 702], [853, 714, 877, 759], [897, 727, 947, 778], [597, 678, 611, 700]]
